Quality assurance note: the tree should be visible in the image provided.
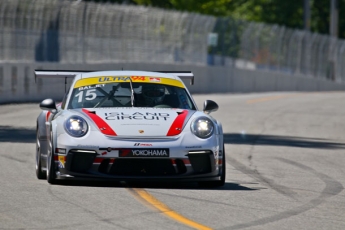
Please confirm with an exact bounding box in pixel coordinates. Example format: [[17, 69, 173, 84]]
[[82, 0, 345, 39]]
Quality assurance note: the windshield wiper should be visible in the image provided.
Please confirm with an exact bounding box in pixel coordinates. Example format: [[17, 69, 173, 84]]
[[128, 76, 135, 107]]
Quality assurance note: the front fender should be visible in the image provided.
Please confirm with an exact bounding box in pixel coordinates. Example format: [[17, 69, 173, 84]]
[[216, 120, 224, 149], [37, 111, 48, 139]]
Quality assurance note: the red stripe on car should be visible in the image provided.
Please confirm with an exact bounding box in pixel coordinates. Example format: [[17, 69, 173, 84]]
[[82, 109, 117, 136], [166, 110, 188, 136], [46, 111, 51, 121]]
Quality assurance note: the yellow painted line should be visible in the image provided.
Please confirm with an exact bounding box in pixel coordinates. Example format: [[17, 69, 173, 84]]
[[246, 94, 300, 104], [129, 188, 213, 230]]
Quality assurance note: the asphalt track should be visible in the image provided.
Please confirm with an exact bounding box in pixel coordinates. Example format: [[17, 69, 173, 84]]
[[0, 92, 344, 230]]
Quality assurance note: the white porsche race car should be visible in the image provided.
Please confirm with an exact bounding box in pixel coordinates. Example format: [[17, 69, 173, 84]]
[[35, 70, 225, 187]]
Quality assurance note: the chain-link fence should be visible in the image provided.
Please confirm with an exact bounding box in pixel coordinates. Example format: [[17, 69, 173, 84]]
[[1, 0, 345, 83], [0, 0, 215, 65]]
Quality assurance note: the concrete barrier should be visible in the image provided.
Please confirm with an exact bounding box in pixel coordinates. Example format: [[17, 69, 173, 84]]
[[0, 62, 344, 104]]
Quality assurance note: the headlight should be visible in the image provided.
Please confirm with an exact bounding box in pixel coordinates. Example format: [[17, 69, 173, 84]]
[[191, 117, 214, 139], [64, 116, 88, 137]]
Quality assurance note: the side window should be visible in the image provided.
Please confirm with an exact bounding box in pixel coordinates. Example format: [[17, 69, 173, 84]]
[[176, 88, 196, 110], [60, 90, 70, 109]]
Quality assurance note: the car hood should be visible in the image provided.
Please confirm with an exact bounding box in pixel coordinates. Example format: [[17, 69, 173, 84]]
[[74, 108, 195, 137]]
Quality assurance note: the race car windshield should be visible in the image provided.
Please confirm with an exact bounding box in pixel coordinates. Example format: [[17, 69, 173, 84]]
[[67, 82, 196, 110]]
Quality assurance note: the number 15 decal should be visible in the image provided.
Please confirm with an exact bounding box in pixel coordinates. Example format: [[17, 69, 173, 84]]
[[75, 89, 97, 103]]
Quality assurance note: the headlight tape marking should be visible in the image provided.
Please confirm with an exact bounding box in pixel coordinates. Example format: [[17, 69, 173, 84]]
[[166, 110, 188, 136], [82, 109, 117, 136]]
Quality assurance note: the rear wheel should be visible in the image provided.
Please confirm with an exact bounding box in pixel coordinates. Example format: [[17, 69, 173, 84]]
[[199, 146, 226, 188], [46, 131, 56, 184], [35, 129, 46, 179]]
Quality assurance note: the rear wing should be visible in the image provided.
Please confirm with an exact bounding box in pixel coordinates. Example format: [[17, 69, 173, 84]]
[[34, 70, 89, 82], [34, 70, 89, 92], [158, 71, 194, 85], [34, 70, 194, 85]]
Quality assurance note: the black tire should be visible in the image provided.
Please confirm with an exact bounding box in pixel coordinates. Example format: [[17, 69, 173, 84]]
[[199, 146, 226, 188], [35, 129, 46, 180], [46, 131, 56, 184]]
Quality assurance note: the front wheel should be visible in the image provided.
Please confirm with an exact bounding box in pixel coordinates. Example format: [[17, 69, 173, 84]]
[[199, 146, 226, 188], [46, 131, 57, 184], [35, 129, 46, 180]]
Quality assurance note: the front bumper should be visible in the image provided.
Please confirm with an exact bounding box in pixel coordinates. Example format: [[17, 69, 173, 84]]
[[54, 131, 223, 182], [53, 148, 222, 182]]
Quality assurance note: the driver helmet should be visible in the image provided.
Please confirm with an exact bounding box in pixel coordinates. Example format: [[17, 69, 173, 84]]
[[142, 84, 166, 106]]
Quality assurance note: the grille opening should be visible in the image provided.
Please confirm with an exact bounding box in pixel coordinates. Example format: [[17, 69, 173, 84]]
[[98, 158, 110, 173], [188, 152, 213, 174], [109, 159, 176, 176], [175, 159, 187, 174], [69, 152, 96, 173]]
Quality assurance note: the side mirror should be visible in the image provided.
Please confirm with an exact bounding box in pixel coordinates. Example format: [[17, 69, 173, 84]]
[[40, 98, 57, 113], [203, 100, 218, 114]]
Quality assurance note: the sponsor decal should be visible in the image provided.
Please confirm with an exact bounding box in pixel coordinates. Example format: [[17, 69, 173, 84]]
[[98, 76, 147, 82], [104, 112, 170, 121], [98, 76, 130, 83], [78, 84, 105, 91], [149, 77, 161, 82], [134, 143, 153, 146], [131, 76, 146, 81], [74, 76, 186, 88], [119, 148, 169, 157], [185, 146, 202, 149], [58, 155, 65, 168]]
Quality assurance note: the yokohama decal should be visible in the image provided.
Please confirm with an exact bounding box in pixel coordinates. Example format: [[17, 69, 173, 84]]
[[119, 148, 169, 157], [166, 110, 188, 136], [82, 109, 117, 136]]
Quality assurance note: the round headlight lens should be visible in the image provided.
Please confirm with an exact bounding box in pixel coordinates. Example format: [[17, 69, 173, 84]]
[[191, 117, 214, 139], [64, 116, 88, 137]]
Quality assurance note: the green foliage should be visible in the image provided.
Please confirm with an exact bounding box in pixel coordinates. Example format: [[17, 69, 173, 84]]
[[83, 0, 345, 39]]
